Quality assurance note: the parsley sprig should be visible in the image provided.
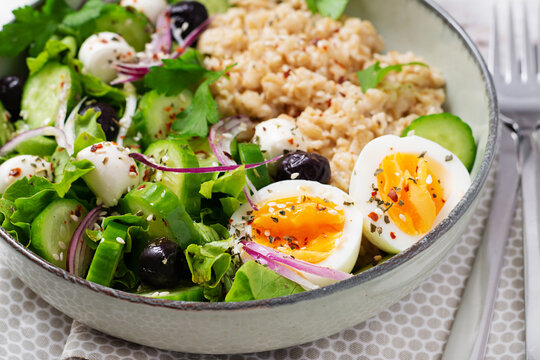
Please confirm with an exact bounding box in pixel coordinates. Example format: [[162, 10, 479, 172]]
[[356, 61, 427, 93], [305, 0, 349, 20]]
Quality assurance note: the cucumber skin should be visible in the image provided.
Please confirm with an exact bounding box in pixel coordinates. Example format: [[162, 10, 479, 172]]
[[401, 113, 476, 171], [30, 199, 87, 270], [120, 182, 202, 249], [16, 136, 58, 157], [0, 102, 14, 146], [144, 140, 201, 217], [134, 89, 193, 148], [21, 62, 81, 129], [238, 143, 271, 190], [139, 284, 205, 301], [86, 222, 128, 287]]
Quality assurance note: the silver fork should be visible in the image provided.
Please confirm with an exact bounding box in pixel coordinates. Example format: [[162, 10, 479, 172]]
[[493, 3, 540, 359], [443, 2, 540, 359]]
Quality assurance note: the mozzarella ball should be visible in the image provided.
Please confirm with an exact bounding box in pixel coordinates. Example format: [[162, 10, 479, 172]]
[[253, 117, 307, 161], [0, 155, 53, 194], [78, 32, 135, 83], [76, 142, 139, 207], [230, 180, 363, 287], [349, 135, 471, 254], [120, 0, 168, 25]]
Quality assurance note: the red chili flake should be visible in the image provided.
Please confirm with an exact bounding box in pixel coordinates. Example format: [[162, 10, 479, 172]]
[[404, 183, 410, 192], [90, 143, 104, 152], [287, 138, 294, 145], [165, 122, 173, 132], [129, 165, 138, 174], [284, 69, 291, 78], [57, 148, 65, 152], [311, 38, 320, 46], [368, 212, 379, 222], [390, 232, 396, 240], [176, 46, 184, 53], [75, 205, 82, 217], [388, 189, 398, 202], [158, 129, 163, 135], [163, 219, 168, 227], [322, 45, 328, 51], [8, 168, 21, 177], [326, 99, 332, 107], [333, 59, 345, 68], [371, 191, 378, 197], [168, 113, 175, 120], [339, 92, 346, 97], [137, 184, 146, 190], [338, 76, 345, 84], [229, 219, 234, 224]]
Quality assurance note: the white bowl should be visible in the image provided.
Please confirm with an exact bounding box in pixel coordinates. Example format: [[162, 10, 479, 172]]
[[0, 0, 497, 354]]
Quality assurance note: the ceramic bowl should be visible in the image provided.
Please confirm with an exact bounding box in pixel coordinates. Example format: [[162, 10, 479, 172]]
[[0, 0, 497, 354]]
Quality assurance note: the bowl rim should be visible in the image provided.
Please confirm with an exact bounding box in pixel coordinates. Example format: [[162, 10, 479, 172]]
[[0, 0, 498, 312]]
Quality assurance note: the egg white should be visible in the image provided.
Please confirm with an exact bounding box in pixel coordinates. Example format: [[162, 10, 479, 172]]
[[230, 180, 363, 287], [349, 135, 471, 254]]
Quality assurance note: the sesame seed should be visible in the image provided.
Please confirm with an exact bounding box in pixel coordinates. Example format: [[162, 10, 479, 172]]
[[276, 204, 286, 209], [70, 214, 79, 222], [162, 258, 168, 265], [116, 237, 125, 245], [58, 241, 66, 250], [268, 207, 275, 213], [264, 230, 271, 236], [60, 252, 63, 261], [399, 214, 407, 222], [151, 291, 159, 297], [290, 172, 300, 179], [267, 202, 277, 207], [426, 175, 433, 184], [147, 214, 155, 221], [52, 253, 60, 261], [328, 209, 338, 215], [159, 291, 170, 296]]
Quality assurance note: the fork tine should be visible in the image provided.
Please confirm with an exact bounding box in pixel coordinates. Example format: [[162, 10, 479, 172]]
[[489, 3, 503, 80], [507, 3, 520, 82], [522, 2, 535, 82]]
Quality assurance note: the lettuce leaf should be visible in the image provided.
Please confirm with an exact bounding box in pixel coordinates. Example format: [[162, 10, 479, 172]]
[[225, 261, 304, 302], [356, 61, 428, 93]]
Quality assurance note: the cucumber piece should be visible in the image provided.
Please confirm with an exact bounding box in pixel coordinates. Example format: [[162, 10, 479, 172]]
[[86, 222, 128, 287], [93, 5, 152, 52], [16, 136, 58, 157], [187, 137, 219, 183], [134, 89, 192, 147], [401, 113, 477, 172], [139, 283, 205, 301], [120, 182, 202, 248], [194, 0, 229, 15], [30, 199, 87, 270], [238, 143, 271, 190], [21, 62, 81, 129], [0, 101, 14, 146], [144, 139, 201, 217]]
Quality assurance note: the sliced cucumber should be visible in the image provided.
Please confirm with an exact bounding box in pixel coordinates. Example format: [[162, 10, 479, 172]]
[[194, 0, 229, 15], [21, 62, 81, 129], [16, 136, 58, 157], [139, 283, 205, 301], [401, 113, 477, 171], [93, 5, 152, 52], [120, 182, 202, 248], [30, 199, 87, 270], [134, 89, 192, 148], [238, 143, 271, 190], [86, 221, 128, 287], [144, 139, 201, 217], [0, 101, 14, 146]]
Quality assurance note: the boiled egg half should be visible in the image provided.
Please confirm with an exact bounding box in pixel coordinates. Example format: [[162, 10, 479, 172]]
[[230, 180, 363, 287], [349, 135, 471, 254]]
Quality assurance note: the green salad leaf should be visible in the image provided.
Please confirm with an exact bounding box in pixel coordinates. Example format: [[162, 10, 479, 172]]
[[0, 0, 73, 57], [305, 0, 349, 20], [61, 0, 106, 29], [356, 61, 427, 93], [172, 65, 235, 137], [145, 49, 212, 96], [199, 167, 247, 200], [225, 261, 305, 302], [27, 36, 77, 75]]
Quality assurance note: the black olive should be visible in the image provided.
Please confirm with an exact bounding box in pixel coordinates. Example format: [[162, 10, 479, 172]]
[[170, 1, 209, 44], [79, 101, 119, 141], [275, 151, 331, 184], [0, 75, 25, 120], [139, 238, 187, 289]]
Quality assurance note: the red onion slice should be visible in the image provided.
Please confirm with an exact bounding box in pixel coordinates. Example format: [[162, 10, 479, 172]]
[[240, 241, 353, 281], [0, 127, 72, 156], [110, 73, 145, 85], [130, 152, 282, 173], [243, 247, 318, 290], [151, 9, 172, 56], [67, 206, 102, 276], [116, 83, 137, 146]]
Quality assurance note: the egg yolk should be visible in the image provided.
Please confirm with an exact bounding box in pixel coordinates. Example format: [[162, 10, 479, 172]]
[[373, 152, 446, 235], [249, 196, 345, 264]]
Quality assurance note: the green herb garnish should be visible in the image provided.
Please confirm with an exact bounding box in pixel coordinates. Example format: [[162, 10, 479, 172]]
[[356, 61, 427, 93], [305, 0, 349, 20]]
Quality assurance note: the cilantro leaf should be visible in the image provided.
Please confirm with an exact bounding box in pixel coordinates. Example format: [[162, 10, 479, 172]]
[[305, 0, 349, 20], [171, 65, 234, 137], [356, 61, 428, 93], [144, 49, 212, 96], [0, 0, 73, 57]]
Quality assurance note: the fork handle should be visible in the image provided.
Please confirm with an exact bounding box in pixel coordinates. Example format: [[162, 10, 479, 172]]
[[520, 131, 540, 360], [520, 130, 540, 360]]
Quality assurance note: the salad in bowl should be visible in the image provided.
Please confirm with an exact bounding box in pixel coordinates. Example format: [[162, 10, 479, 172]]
[[0, 0, 479, 305]]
